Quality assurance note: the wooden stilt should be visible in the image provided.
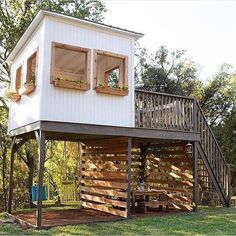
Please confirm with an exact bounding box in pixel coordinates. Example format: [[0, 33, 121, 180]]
[[127, 137, 132, 217], [35, 130, 46, 228], [192, 141, 198, 212], [7, 137, 16, 214]]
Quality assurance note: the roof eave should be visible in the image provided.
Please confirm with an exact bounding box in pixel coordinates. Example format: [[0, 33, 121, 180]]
[[6, 10, 144, 63]]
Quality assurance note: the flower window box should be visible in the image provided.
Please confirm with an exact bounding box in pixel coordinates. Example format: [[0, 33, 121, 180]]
[[96, 85, 129, 96], [53, 77, 90, 91], [51, 42, 90, 91]]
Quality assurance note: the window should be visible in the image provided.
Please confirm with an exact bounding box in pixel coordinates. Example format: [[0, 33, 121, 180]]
[[94, 50, 128, 96], [51, 42, 90, 91], [26, 51, 37, 84], [15, 65, 22, 92], [17, 50, 38, 95]]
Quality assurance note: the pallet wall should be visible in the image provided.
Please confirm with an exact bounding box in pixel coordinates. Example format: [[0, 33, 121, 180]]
[[131, 141, 194, 211], [80, 137, 129, 217]]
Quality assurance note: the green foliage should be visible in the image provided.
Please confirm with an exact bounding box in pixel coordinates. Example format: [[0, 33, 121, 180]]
[[200, 64, 236, 126], [135, 45, 202, 97]]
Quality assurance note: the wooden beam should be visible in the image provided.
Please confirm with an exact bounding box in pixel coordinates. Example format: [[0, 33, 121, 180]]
[[9, 121, 40, 137], [41, 121, 200, 141], [35, 131, 46, 228], [7, 137, 16, 214], [192, 141, 198, 212], [127, 137, 132, 217]]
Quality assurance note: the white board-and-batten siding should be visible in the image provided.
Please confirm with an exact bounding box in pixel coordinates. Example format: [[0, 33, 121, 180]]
[[40, 17, 135, 127], [8, 22, 45, 131], [8, 15, 136, 132]]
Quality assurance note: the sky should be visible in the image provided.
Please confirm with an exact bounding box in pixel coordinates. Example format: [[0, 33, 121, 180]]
[[104, 0, 236, 81]]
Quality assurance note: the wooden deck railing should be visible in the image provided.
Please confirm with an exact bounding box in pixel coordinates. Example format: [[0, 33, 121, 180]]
[[135, 90, 195, 131], [135, 89, 231, 206], [196, 101, 231, 205]]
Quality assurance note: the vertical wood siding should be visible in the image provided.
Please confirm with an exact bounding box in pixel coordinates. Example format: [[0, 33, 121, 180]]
[[40, 18, 135, 127]]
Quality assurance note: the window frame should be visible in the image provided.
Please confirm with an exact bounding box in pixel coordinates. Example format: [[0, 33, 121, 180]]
[[26, 50, 38, 85], [93, 49, 129, 96], [51, 42, 91, 91], [15, 65, 23, 92]]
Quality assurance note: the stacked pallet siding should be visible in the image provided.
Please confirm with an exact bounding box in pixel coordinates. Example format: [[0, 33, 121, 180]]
[[80, 138, 129, 217], [130, 141, 194, 211]]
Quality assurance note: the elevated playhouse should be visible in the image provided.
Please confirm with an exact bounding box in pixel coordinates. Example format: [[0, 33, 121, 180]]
[[6, 10, 231, 229]]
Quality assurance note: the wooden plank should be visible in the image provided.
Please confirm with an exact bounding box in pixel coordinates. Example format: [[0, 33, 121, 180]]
[[81, 179, 128, 189], [82, 202, 127, 218], [149, 150, 187, 155], [82, 163, 127, 171], [81, 155, 128, 162], [81, 186, 127, 198], [148, 179, 193, 187], [81, 194, 127, 208], [157, 157, 192, 163], [81, 171, 128, 180]]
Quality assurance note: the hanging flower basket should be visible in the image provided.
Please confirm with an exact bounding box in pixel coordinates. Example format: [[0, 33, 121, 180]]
[[8, 92, 21, 102]]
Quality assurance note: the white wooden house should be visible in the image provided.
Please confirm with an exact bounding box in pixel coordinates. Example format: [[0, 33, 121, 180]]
[[7, 10, 143, 132]]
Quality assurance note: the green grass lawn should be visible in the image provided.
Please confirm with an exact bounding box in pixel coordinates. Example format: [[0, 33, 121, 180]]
[[1, 206, 236, 235]]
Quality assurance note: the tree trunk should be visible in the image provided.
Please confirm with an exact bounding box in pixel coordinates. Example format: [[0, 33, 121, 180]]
[[2, 148, 7, 211], [26, 151, 35, 208]]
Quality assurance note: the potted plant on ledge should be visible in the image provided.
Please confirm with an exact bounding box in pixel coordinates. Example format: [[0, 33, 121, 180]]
[[19, 72, 36, 95], [6, 91, 21, 102]]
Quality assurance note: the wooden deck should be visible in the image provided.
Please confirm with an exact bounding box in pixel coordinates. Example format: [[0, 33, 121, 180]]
[[7, 207, 188, 230]]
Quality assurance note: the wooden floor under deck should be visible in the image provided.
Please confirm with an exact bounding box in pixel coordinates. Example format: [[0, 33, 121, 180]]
[[9, 207, 189, 229]]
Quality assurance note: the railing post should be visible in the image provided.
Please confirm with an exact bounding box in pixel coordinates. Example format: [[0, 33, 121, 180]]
[[193, 99, 198, 132], [127, 137, 132, 217]]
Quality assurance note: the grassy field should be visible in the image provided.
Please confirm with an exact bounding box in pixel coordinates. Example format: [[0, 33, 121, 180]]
[[1, 206, 236, 235]]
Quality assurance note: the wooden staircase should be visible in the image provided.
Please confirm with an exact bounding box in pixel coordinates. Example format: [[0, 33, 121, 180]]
[[195, 101, 231, 207]]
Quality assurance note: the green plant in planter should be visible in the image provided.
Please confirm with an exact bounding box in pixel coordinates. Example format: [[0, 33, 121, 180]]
[[122, 86, 129, 91], [29, 71, 36, 84]]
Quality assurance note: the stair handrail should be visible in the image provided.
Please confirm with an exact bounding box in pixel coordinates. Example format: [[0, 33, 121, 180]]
[[194, 99, 231, 205], [195, 100, 228, 165]]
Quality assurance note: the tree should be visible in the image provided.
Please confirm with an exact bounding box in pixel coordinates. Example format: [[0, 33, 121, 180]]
[[0, 0, 106, 211], [199, 64, 236, 126], [0, 107, 10, 211], [0, 0, 106, 102], [135, 45, 202, 97]]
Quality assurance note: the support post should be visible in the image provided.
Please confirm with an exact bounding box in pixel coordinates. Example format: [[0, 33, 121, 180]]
[[7, 137, 16, 214], [127, 137, 132, 217], [192, 141, 198, 212], [35, 130, 46, 228]]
